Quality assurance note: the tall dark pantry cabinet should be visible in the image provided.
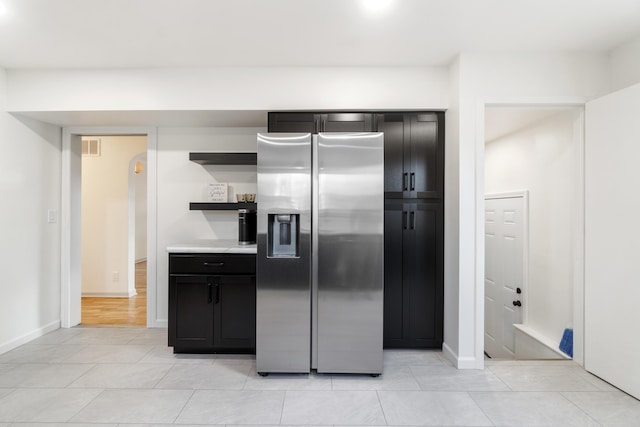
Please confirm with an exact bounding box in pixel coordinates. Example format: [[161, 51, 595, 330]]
[[268, 111, 444, 349]]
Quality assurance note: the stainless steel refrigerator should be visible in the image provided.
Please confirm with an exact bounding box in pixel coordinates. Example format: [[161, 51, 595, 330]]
[[256, 132, 384, 375]]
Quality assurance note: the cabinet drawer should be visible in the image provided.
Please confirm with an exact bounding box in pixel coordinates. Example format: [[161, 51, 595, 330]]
[[169, 254, 256, 275]]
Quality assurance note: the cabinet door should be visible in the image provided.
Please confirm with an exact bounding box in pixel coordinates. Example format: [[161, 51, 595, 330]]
[[377, 114, 408, 198], [383, 201, 443, 348], [406, 202, 443, 347], [383, 201, 408, 347], [409, 113, 444, 199], [268, 112, 318, 133], [168, 275, 214, 350], [321, 113, 373, 132], [213, 275, 256, 351]]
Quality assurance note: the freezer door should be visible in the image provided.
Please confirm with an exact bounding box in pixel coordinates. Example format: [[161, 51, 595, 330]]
[[256, 133, 312, 374], [315, 132, 384, 374]]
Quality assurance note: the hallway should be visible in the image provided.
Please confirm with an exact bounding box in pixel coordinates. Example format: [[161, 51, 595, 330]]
[[81, 261, 146, 326]]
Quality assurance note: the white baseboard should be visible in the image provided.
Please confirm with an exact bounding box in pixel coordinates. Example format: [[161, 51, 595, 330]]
[[0, 320, 60, 355], [442, 342, 459, 366], [442, 342, 483, 369], [82, 290, 137, 298], [150, 319, 168, 328]]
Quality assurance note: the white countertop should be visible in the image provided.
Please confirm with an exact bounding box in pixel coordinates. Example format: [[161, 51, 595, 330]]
[[166, 239, 257, 254]]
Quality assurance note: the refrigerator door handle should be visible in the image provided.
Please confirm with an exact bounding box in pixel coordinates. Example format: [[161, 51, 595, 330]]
[[403, 172, 408, 191], [410, 211, 416, 230], [410, 172, 415, 191], [403, 211, 408, 230]]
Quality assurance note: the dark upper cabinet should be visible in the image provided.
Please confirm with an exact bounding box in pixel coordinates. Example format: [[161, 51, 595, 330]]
[[376, 114, 406, 197], [268, 112, 317, 133], [321, 113, 373, 132], [384, 200, 443, 348], [268, 112, 373, 133], [376, 112, 444, 199]]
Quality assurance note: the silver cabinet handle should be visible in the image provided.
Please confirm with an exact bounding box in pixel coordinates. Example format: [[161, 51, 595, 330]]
[[203, 262, 224, 267]]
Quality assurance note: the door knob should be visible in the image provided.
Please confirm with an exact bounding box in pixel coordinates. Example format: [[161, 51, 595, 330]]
[[512, 300, 522, 307]]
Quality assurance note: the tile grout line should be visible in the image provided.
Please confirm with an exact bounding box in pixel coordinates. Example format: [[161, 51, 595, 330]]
[[558, 391, 605, 426], [150, 361, 176, 389], [63, 387, 107, 424], [279, 389, 287, 425], [169, 388, 196, 424], [375, 390, 389, 426], [466, 391, 498, 427]]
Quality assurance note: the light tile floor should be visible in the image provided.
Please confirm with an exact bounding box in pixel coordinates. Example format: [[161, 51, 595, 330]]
[[1, 327, 639, 426]]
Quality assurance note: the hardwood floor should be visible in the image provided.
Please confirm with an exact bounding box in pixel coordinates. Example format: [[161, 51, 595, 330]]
[[81, 261, 147, 326]]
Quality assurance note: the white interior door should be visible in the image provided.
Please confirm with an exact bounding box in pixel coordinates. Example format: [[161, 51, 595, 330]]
[[485, 193, 526, 359], [585, 83, 640, 400]]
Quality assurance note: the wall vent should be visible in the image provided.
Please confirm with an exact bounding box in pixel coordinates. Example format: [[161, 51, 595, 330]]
[[82, 137, 101, 156]]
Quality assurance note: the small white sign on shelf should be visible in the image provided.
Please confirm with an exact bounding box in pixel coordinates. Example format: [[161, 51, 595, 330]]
[[207, 183, 228, 202]]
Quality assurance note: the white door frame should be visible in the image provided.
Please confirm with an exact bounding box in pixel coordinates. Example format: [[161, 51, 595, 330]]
[[61, 127, 158, 328], [128, 151, 148, 297], [475, 97, 586, 365]]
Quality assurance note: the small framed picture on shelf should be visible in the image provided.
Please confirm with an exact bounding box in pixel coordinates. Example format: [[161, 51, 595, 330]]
[[207, 183, 228, 202]]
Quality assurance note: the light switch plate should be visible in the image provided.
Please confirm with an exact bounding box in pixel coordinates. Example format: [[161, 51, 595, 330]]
[[47, 209, 58, 223]]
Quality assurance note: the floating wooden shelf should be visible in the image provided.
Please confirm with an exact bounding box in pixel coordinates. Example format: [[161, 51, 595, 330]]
[[190, 202, 257, 211], [189, 152, 257, 165]]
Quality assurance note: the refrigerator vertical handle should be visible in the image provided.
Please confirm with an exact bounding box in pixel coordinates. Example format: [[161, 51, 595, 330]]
[[403, 211, 408, 230], [410, 211, 416, 230], [410, 172, 415, 191], [403, 173, 408, 191]]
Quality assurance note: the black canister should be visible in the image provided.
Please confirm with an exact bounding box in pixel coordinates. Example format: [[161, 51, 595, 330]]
[[238, 209, 257, 245]]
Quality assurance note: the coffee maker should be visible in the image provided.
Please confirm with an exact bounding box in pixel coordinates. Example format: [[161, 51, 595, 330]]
[[238, 208, 257, 245]]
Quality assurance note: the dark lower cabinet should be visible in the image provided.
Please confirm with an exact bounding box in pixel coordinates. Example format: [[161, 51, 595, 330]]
[[169, 275, 215, 350], [168, 253, 256, 353], [384, 200, 443, 348], [213, 275, 256, 350]]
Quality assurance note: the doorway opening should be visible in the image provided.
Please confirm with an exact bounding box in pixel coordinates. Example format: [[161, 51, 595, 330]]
[[483, 106, 582, 360], [79, 135, 148, 326]]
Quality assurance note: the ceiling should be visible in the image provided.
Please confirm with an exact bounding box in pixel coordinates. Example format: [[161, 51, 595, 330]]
[[1, 0, 640, 69], [15, 110, 269, 128], [484, 107, 575, 143], [2, 1, 639, 130]]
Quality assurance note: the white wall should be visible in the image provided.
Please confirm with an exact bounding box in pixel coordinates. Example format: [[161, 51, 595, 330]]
[[81, 135, 147, 297], [610, 34, 640, 92], [445, 52, 610, 368], [485, 109, 578, 346], [0, 68, 63, 354], [6, 67, 449, 112], [154, 127, 263, 324]]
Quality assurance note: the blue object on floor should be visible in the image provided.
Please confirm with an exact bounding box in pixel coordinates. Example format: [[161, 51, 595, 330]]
[[559, 328, 573, 358]]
